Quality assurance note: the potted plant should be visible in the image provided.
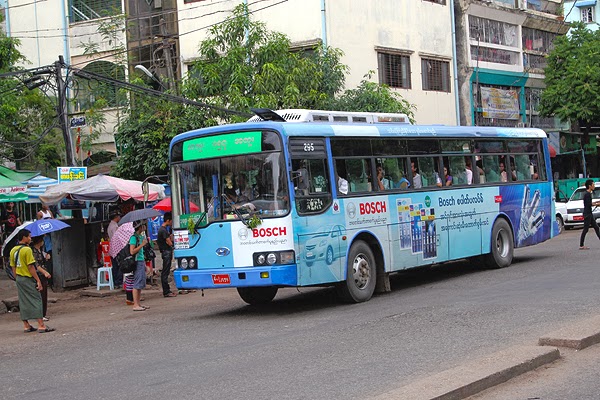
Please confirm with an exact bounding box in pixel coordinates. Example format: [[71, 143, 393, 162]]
[[556, 3, 564, 21]]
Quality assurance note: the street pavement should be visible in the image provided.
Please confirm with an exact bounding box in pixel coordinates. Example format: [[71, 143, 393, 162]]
[[1, 229, 600, 400]]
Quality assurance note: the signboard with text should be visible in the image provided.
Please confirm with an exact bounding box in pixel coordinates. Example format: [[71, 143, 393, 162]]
[[57, 167, 87, 183]]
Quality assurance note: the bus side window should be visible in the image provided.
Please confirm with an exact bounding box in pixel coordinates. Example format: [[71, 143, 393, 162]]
[[293, 158, 332, 214], [343, 159, 372, 193], [514, 154, 531, 180]]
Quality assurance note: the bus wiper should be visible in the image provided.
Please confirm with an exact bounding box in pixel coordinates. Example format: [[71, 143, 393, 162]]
[[191, 196, 217, 234], [221, 194, 250, 227]]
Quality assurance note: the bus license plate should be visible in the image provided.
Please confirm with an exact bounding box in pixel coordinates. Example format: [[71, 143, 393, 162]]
[[212, 274, 231, 285]]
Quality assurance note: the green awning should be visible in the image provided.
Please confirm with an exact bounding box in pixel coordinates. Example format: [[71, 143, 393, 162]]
[[0, 165, 39, 183], [0, 174, 28, 203]]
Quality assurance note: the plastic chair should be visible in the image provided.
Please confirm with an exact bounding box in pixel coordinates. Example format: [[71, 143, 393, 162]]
[[97, 266, 114, 290]]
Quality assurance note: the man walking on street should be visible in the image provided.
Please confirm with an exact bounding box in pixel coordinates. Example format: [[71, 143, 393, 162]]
[[158, 213, 176, 297], [580, 179, 600, 250]]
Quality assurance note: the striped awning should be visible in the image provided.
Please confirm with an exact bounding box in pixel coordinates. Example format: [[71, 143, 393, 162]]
[[24, 175, 59, 203]]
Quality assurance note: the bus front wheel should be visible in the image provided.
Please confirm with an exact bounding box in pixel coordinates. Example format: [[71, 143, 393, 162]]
[[237, 287, 278, 305], [336, 240, 376, 303], [485, 219, 514, 269]]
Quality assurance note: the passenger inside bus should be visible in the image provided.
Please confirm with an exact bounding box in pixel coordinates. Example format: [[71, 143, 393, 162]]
[[444, 166, 453, 186], [411, 161, 422, 189], [376, 165, 390, 190], [390, 171, 410, 189]]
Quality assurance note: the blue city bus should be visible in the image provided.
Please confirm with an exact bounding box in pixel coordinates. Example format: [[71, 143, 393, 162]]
[[169, 109, 558, 304]]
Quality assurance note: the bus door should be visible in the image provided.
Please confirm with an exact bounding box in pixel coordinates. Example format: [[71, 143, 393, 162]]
[[289, 138, 345, 285]]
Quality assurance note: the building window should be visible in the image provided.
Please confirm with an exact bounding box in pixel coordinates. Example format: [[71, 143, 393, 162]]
[[423, 0, 446, 4], [522, 28, 556, 53], [70, 0, 121, 23], [73, 61, 127, 112], [378, 52, 411, 89], [471, 45, 520, 65], [469, 16, 518, 48], [582, 7, 595, 23], [421, 58, 450, 92]]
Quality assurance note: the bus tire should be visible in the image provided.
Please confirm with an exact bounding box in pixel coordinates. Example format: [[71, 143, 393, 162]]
[[484, 219, 514, 269], [237, 287, 278, 305], [336, 240, 376, 303], [326, 246, 334, 265]]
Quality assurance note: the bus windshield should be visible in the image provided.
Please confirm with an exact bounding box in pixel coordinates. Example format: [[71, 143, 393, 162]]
[[172, 151, 290, 225]]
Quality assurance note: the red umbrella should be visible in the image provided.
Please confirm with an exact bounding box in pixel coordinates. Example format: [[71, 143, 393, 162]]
[[152, 197, 199, 212]]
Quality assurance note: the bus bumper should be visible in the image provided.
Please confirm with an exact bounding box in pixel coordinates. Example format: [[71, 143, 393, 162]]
[[174, 264, 298, 289]]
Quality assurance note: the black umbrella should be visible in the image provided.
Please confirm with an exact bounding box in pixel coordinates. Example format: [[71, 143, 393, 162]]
[[118, 208, 162, 226]]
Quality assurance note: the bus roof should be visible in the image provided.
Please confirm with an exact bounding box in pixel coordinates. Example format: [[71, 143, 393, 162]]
[[171, 121, 548, 149]]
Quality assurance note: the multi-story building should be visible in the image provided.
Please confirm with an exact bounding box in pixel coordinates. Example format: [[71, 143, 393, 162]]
[[454, 0, 569, 130], [178, 0, 459, 125], [4, 0, 572, 157]]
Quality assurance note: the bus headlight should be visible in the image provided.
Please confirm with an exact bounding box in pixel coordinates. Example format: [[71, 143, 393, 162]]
[[279, 251, 295, 264], [180, 258, 188, 269], [189, 258, 196, 269], [257, 254, 266, 265], [266, 253, 277, 265], [253, 251, 295, 266]]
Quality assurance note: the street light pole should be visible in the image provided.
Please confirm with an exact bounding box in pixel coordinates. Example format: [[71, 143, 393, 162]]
[[55, 56, 76, 166]]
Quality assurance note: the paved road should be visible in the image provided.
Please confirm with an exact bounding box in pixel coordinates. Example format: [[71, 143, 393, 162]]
[[2, 229, 599, 400]]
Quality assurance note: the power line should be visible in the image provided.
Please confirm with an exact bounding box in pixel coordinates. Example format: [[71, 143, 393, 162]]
[[8, 0, 277, 39], [0, 0, 48, 11], [70, 0, 288, 69]]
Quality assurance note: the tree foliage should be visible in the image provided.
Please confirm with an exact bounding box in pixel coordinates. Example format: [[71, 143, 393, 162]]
[[114, 3, 416, 179], [540, 22, 600, 136], [0, 28, 64, 173]]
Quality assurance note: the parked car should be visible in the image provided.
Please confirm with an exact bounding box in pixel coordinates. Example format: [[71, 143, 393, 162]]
[[563, 186, 600, 230], [555, 199, 567, 233]]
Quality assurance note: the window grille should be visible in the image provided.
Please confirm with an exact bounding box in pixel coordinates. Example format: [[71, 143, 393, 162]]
[[582, 7, 594, 23], [523, 53, 547, 70], [72, 61, 126, 112], [70, 0, 121, 23], [421, 58, 450, 92], [522, 28, 556, 53], [469, 16, 518, 48], [471, 45, 520, 65], [378, 52, 411, 89]]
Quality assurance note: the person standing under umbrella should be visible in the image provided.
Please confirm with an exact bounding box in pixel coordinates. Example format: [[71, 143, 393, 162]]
[[10, 229, 54, 333], [36, 203, 54, 288], [31, 236, 51, 321], [130, 220, 149, 311], [158, 212, 176, 298]]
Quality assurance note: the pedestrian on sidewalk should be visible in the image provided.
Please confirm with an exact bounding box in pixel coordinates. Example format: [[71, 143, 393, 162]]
[[158, 212, 176, 298], [579, 179, 600, 250], [9, 229, 54, 333], [107, 211, 123, 287], [31, 236, 51, 321], [129, 220, 149, 311]]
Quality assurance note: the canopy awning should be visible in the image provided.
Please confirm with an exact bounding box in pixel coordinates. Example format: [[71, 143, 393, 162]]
[[576, 0, 597, 7], [39, 174, 165, 205], [0, 165, 39, 183], [25, 175, 59, 203], [0, 175, 28, 203]]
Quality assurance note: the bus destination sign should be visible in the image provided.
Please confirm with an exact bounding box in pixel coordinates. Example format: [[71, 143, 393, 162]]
[[183, 131, 262, 160]]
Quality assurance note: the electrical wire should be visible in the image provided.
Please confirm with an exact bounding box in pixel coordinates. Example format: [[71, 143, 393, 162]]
[[0, 0, 48, 11], [8, 0, 280, 39]]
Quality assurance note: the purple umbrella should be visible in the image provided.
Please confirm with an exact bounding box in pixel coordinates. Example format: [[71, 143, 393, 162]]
[[109, 222, 134, 258]]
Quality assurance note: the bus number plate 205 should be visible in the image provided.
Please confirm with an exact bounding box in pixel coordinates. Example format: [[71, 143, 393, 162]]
[[212, 274, 231, 285]]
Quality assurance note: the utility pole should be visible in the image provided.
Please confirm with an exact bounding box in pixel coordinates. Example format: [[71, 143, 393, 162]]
[[160, 18, 175, 91], [55, 55, 76, 166]]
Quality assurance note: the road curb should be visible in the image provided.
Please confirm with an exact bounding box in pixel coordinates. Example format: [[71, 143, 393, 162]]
[[372, 345, 560, 400], [538, 315, 600, 350]]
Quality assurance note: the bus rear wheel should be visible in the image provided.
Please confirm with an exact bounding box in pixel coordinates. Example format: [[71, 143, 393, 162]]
[[485, 219, 514, 269], [237, 287, 278, 305], [336, 240, 376, 303]]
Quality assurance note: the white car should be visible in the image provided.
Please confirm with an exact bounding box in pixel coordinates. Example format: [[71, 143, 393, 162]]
[[563, 186, 600, 230], [555, 200, 567, 233]]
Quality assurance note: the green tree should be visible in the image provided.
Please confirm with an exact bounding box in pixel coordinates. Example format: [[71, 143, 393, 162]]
[[0, 22, 64, 174], [540, 22, 600, 140], [114, 3, 415, 179]]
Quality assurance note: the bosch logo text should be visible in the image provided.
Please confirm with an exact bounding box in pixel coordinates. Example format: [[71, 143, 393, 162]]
[[359, 201, 387, 215], [252, 227, 287, 237]]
